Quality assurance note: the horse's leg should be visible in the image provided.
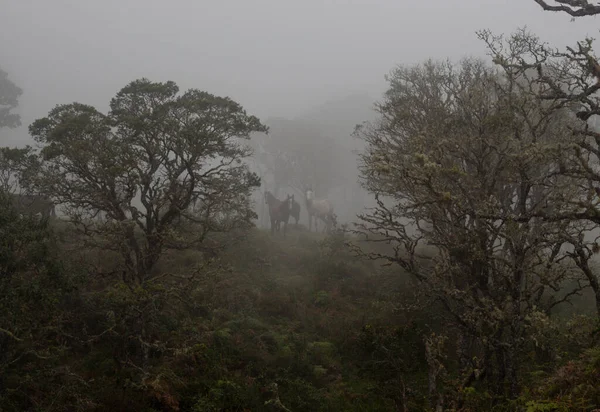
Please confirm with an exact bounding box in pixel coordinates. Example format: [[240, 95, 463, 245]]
[[319, 216, 329, 233]]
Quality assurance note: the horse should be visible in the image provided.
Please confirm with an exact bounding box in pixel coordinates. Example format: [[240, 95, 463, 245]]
[[290, 198, 301, 226], [304, 188, 335, 233], [264, 191, 293, 236], [9, 193, 56, 219]]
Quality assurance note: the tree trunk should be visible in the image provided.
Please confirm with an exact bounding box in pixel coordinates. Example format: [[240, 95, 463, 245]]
[[457, 330, 470, 372], [505, 345, 518, 398], [425, 335, 445, 411], [494, 345, 506, 396], [574, 249, 600, 320]]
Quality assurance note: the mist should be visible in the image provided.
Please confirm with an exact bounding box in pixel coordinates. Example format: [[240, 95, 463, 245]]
[[2, 0, 597, 146], [3, 0, 596, 225], [5, 1, 600, 410]]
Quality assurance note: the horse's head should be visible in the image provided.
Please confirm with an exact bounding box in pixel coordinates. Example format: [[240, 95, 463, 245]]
[[286, 194, 294, 209], [305, 188, 314, 201], [330, 213, 338, 226]]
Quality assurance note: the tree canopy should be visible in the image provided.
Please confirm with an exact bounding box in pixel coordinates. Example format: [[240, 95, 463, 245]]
[[28, 78, 268, 284]]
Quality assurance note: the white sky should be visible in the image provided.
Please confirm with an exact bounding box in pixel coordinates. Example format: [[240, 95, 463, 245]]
[[1, 0, 599, 146]]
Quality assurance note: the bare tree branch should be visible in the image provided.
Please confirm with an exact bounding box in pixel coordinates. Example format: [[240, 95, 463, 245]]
[[533, 0, 600, 17]]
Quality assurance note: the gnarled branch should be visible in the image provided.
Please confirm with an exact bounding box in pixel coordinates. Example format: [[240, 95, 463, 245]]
[[533, 0, 600, 17]]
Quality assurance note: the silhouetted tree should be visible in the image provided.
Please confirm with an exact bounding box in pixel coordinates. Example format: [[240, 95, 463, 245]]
[[0, 67, 22, 131]]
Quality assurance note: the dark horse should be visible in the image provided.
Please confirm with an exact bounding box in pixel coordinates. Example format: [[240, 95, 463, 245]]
[[264, 191, 293, 236], [290, 197, 301, 226]]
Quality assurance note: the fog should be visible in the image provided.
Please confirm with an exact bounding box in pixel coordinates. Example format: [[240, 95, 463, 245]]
[[2, 0, 600, 224], [3, 0, 598, 141], [4, 4, 600, 408]]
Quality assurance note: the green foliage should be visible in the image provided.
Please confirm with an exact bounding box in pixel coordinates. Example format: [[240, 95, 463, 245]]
[[63, 226, 421, 410], [0, 191, 85, 411], [525, 400, 564, 412], [313, 290, 330, 307], [0, 201, 598, 411], [523, 347, 600, 411], [191, 379, 258, 411]]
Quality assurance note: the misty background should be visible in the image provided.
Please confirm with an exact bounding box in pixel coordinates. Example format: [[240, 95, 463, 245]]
[[2, 0, 599, 225]]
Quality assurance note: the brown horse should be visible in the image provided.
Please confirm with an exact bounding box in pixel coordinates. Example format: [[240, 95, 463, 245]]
[[290, 197, 301, 226], [264, 191, 293, 236], [304, 188, 334, 233]]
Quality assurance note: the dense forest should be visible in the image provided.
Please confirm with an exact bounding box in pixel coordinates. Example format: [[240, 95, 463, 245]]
[[3, 1, 600, 411]]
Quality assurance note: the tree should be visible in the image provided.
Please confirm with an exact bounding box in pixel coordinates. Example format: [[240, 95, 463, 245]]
[[352, 55, 587, 403], [29, 78, 266, 284], [26, 79, 267, 382], [0, 67, 22, 131], [481, 28, 600, 320], [532, 0, 600, 17]]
